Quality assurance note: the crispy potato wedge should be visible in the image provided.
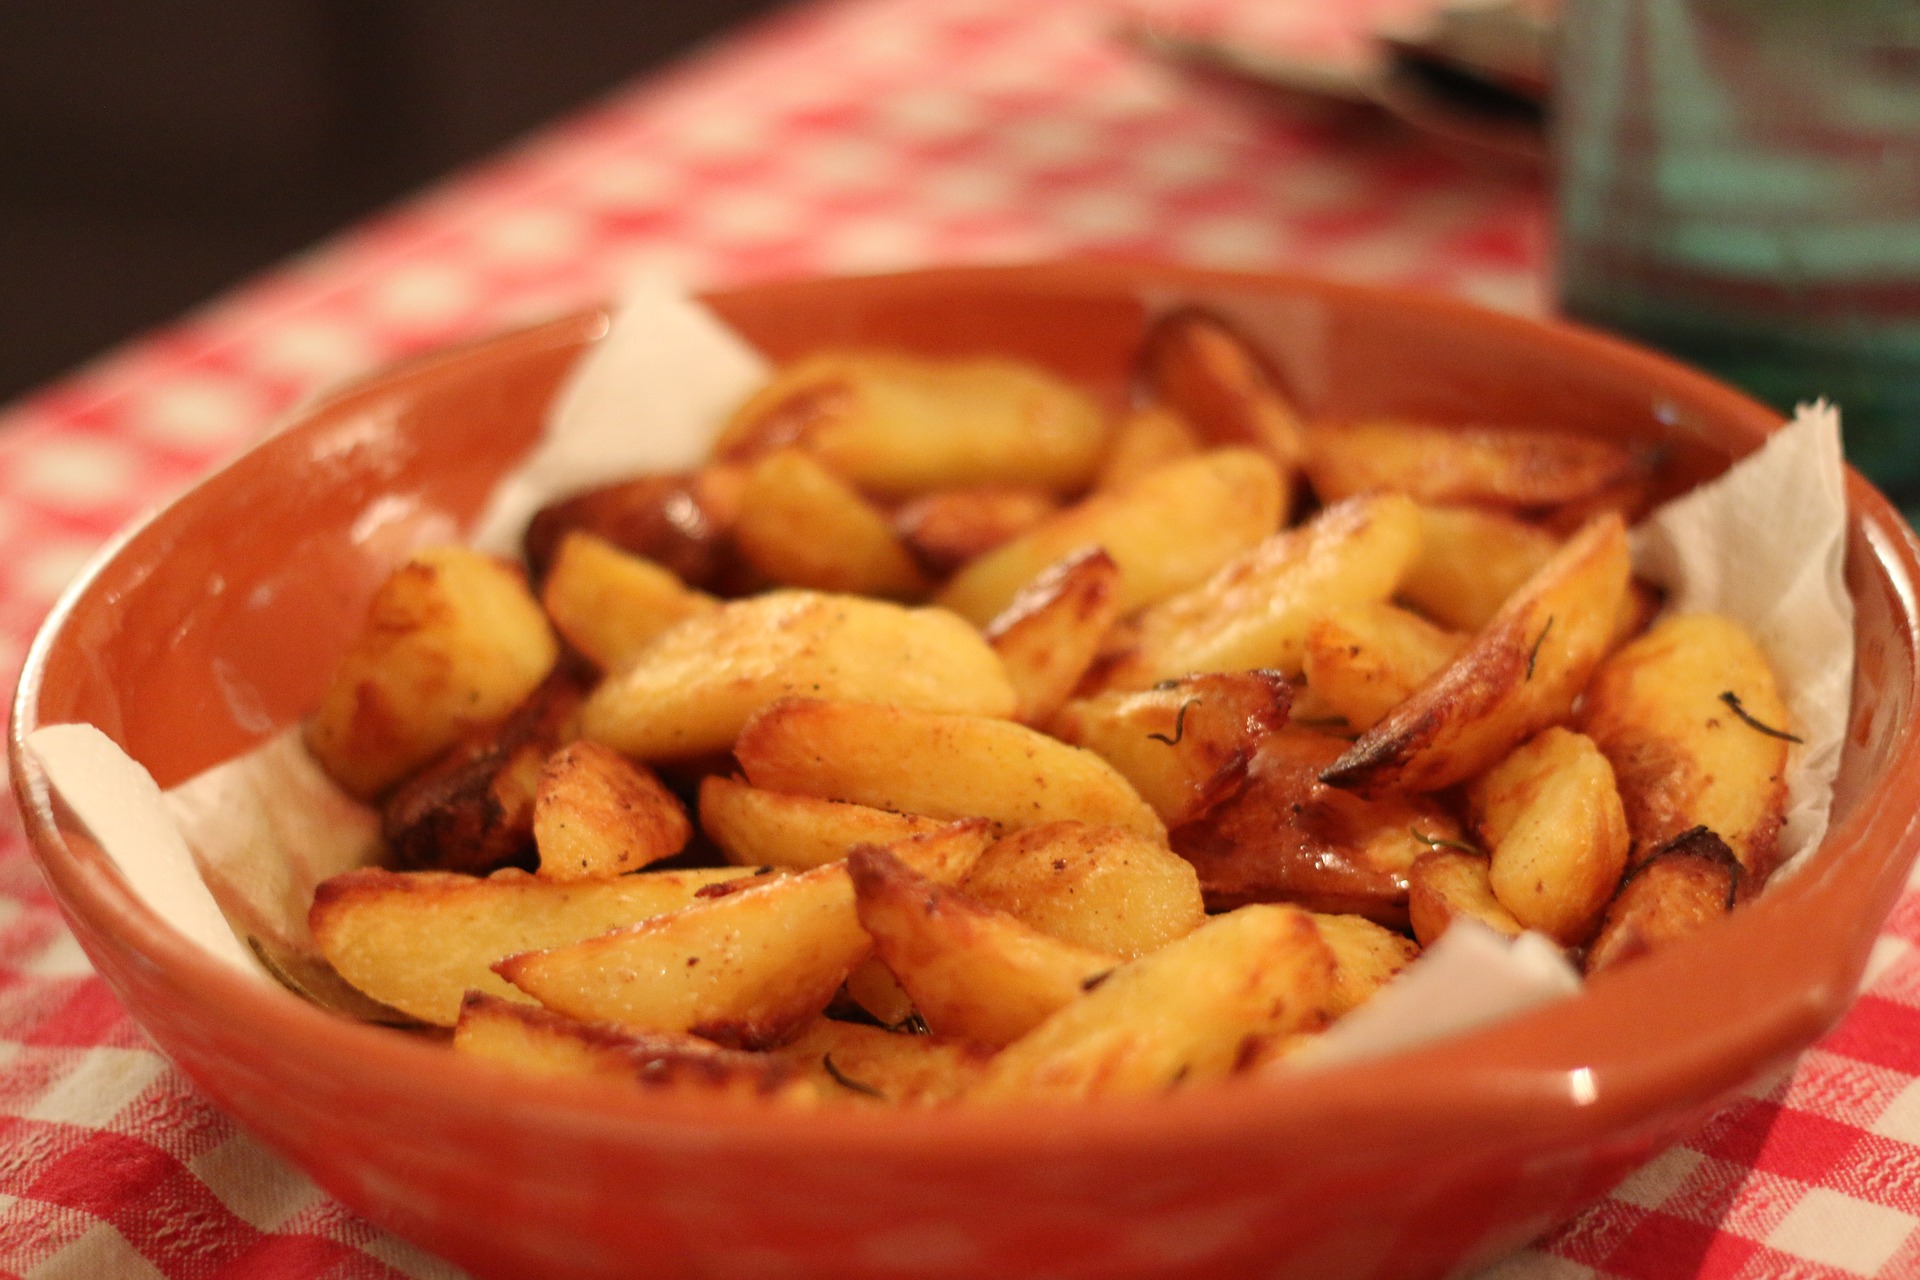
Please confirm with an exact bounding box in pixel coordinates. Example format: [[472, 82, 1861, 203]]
[[1095, 492, 1422, 690], [1585, 827, 1741, 974], [381, 669, 583, 874], [732, 450, 930, 598], [541, 531, 718, 673], [894, 487, 1060, 576], [1171, 728, 1461, 926], [736, 698, 1166, 840], [1303, 419, 1639, 512], [852, 846, 1118, 1047], [698, 775, 945, 871], [1138, 308, 1307, 468], [1469, 727, 1629, 945], [936, 449, 1286, 625], [310, 865, 757, 1025], [580, 591, 1016, 759], [964, 822, 1204, 958], [971, 904, 1335, 1101], [496, 823, 990, 1047], [715, 351, 1110, 497], [453, 992, 807, 1098], [1406, 850, 1524, 948], [1095, 404, 1201, 491], [776, 1018, 993, 1105], [1310, 913, 1420, 1017], [1539, 464, 1657, 536], [1050, 671, 1292, 827], [843, 956, 917, 1028], [1397, 504, 1562, 632], [1302, 602, 1468, 732], [523, 470, 748, 592], [533, 741, 692, 881], [1322, 514, 1630, 797], [307, 547, 560, 799], [984, 548, 1124, 726], [1579, 613, 1791, 878]]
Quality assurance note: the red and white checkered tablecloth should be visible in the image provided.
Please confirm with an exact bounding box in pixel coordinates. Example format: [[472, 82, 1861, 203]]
[[2, 0, 1917, 1275]]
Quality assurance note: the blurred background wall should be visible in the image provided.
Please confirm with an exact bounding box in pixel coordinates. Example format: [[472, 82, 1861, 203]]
[[0, 0, 782, 404]]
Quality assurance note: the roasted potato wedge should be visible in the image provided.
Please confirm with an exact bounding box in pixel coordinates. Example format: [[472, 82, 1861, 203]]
[[1579, 613, 1791, 878], [852, 846, 1118, 1047], [971, 904, 1335, 1101], [580, 591, 1017, 759], [715, 351, 1109, 497], [523, 469, 748, 592], [964, 822, 1204, 958], [540, 532, 718, 674], [1396, 504, 1562, 632], [936, 449, 1286, 625], [1303, 419, 1640, 512], [307, 547, 560, 799], [732, 450, 930, 598], [533, 741, 692, 881], [735, 698, 1166, 841], [1585, 827, 1741, 974], [842, 956, 917, 1028], [698, 775, 944, 871], [1050, 671, 1291, 827], [893, 487, 1060, 576], [776, 1018, 993, 1105], [984, 548, 1124, 726], [310, 865, 757, 1024], [1406, 850, 1525, 948], [1322, 514, 1630, 797], [1095, 404, 1201, 491], [1138, 308, 1307, 468], [1301, 602, 1467, 732], [1310, 913, 1420, 1017], [1095, 492, 1422, 690]]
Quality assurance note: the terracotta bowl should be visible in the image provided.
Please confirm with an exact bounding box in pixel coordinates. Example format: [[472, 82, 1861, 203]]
[[13, 262, 1920, 1280]]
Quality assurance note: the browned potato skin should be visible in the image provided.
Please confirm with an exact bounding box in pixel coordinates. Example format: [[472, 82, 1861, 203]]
[[1406, 850, 1525, 948], [1584, 827, 1741, 975], [732, 450, 930, 598], [851, 846, 1118, 1048], [1304, 419, 1640, 512], [540, 533, 718, 674], [842, 956, 916, 1028], [382, 669, 584, 874], [533, 741, 692, 881], [1172, 728, 1462, 927], [1050, 671, 1292, 827], [1095, 405, 1202, 491], [1579, 613, 1791, 879], [965, 822, 1203, 958], [1138, 308, 1307, 469], [894, 487, 1060, 576], [775, 1018, 993, 1105], [1398, 504, 1560, 632], [984, 548, 1124, 727], [523, 470, 753, 594], [698, 775, 945, 871], [1301, 603, 1467, 732], [1322, 514, 1630, 798], [1310, 913, 1420, 1017]]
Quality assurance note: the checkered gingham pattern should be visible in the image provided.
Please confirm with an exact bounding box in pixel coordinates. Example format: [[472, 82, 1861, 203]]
[[0, 0, 1914, 1276]]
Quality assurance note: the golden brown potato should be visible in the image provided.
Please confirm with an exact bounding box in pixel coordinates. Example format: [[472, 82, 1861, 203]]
[[1468, 728, 1629, 945], [970, 904, 1335, 1101], [1310, 913, 1420, 1017], [935, 449, 1286, 625], [851, 846, 1118, 1047], [381, 670, 583, 874], [1406, 849, 1524, 948], [539, 531, 717, 674], [775, 1018, 993, 1105], [580, 591, 1016, 760], [1095, 404, 1202, 491], [714, 351, 1110, 497], [842, 956, 917, 1028], [698, 775, 944, 871], [984, 548, 1124, 726], [1301, 602, 1468, 732], [1321, 514, 1630, 797], [731, 450, 930, 598], [532, 741, 691, 881], [1303, 419, 1639, 512], [1137, 308, 1307, 468], [1171, 728, 1462, 926], [306, 547, 560, 799], [1579, 613, 1791, 879], [453, 992, 807, 1098], [1094, 492, 1422, 690], [522, 470, 749, 593], [1585, 827, 1741, 974], [735, 698, 1166, 841], [963, 822, 1204, 958], [893, 487, 1060, 576], [310, 865, 757, 1025], [1049, 671, 1292, 827], [1396, 504, 1561, 632]]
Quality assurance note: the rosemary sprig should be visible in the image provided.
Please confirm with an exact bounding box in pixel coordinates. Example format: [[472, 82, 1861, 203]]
[[1719, 691, 1803, 743], [1412, 827, 1483, 856], [822, 1053, 885, 1099], [1526, 615, 1554, 681], [1147, 699, 1198, 746]]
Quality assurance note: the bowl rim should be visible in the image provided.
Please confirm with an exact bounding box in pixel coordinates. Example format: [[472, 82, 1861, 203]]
[[13, 259, 1920, 1161]]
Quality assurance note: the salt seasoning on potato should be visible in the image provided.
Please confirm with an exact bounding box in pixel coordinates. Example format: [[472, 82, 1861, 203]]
[[532, 741, 692, 881], [963, 822, 1204, 958]]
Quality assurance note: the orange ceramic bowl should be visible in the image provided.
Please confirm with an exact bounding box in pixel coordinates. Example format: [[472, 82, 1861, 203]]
[[14, 262, 1920, 1280]]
